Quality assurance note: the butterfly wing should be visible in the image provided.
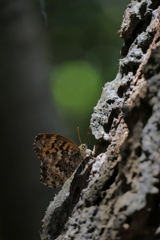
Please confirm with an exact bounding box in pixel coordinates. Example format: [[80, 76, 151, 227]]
[[33, 133, 83, 188]]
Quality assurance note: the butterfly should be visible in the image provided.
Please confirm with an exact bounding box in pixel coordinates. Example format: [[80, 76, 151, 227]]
[[33, 133, 87, 188]]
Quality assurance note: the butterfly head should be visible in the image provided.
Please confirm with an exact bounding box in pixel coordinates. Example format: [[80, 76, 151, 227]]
[[79, 143, 88, 158]]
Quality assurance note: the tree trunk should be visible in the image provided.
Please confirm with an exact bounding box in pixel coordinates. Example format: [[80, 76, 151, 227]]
[[41, 1, 160, 239]]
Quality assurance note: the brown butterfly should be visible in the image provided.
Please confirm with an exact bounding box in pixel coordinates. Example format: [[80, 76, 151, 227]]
[[33, 133, 87, 188]]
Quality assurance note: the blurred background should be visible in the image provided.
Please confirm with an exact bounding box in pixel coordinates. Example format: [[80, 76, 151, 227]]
[[0, 0, 130, 239]]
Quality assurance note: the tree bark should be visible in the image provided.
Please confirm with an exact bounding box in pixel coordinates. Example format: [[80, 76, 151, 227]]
[[41, 1, 160, 239]]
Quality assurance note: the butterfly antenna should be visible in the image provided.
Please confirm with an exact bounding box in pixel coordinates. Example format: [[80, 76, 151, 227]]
[[77, 126, 90, 144], [82, 131, 90, 143], [77, 126, 82, 145]]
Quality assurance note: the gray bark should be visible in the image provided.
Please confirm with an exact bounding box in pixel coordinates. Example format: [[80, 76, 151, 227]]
[[41, 1, 160, 239]]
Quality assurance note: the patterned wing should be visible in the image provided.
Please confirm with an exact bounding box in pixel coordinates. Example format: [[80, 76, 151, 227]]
[[33, 133, 83, 188]]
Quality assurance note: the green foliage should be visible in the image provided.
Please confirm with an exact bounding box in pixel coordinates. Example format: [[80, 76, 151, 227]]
[[50, 61, 102, 117], [45, 0, 129, 130]]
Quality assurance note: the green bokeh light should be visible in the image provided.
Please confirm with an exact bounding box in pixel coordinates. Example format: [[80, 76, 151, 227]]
[[50, 61, 102, 116]]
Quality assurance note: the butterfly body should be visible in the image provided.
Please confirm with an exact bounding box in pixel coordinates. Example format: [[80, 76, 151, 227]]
[[33, 133, 87, 188]]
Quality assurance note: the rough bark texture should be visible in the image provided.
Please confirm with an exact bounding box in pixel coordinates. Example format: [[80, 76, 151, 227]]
[[41, 1, 160, 239]]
